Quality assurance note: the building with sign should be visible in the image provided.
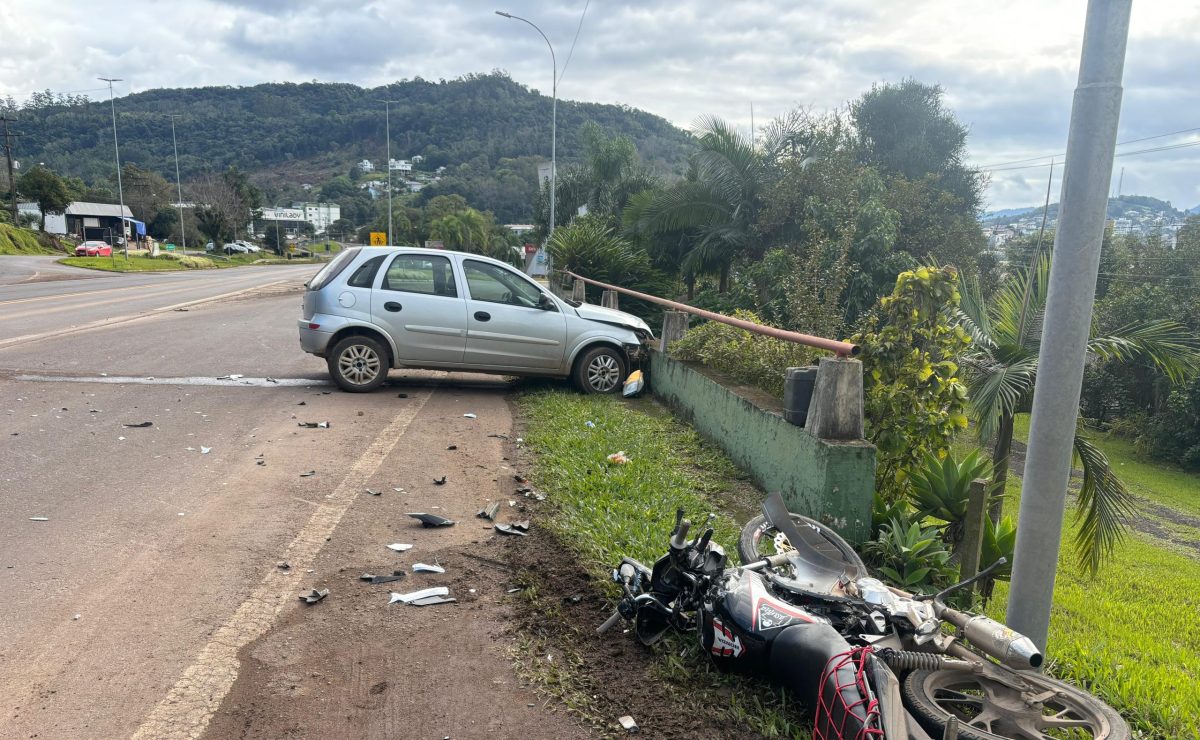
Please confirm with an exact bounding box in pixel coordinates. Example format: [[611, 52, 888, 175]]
[[293, 202, 341, 234]]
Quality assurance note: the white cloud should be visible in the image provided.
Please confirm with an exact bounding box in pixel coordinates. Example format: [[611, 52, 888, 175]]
[[4, 0, 1198, 209]]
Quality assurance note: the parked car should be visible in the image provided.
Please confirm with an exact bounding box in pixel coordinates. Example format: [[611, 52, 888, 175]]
[[222, 242, 250, 254], [233, 240, 261, 253], [74, 240, 113, 257], [299, 247, 653, 393]]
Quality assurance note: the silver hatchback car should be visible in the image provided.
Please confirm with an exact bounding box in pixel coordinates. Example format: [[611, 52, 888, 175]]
[[299, 247, 654, 393]]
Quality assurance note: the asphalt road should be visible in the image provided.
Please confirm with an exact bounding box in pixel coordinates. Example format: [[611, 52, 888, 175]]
[[0, 259, 579, 739]]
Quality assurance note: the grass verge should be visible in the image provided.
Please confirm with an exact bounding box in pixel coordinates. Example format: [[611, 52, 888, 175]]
[[59, 254, 216, 271], [0, 223, 62, 255], [518, 387, 810, 738]]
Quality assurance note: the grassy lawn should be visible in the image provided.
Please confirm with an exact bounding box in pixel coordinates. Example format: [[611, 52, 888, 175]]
[[0, 223, 61, 255], [60, 255, 201, 272], [519, 388, 809, 738]]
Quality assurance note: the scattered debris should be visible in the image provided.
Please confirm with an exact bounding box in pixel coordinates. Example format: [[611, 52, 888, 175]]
[[122, 421, 153, 428], [585, 420, 596, 428], [618, 715, 640, 733], [412, 562, 445, 574], [266, 377, 278, 384], [463, 413, 477, 419], [487, 433, 509, 440], [217, 374, 244, 380], [297, 421, 330, 428], [433, 476, 447, 485], [623, 369, 645, 398], [200, 446, 212, 454], [357, 410, 364, 416], [73, 613, 81, 620], [397, 393, 408, 398], [447, 444, 457, 450], [507, 587, 522, 594], [29, 516, 49, 522], [511, 520, 531, 532], [298, 588, 329, 604], [392, 487, 406, 493], [408, 513, 455, 528], [300, 470, 317, 477], [477, 501, 501, 520], [118, 436, 126, 441], [360, 571, 406, 585], [387, 543, 413, 552], [366, 488, 382, 496], [174, 308, 188, 312], [494, 522, 529, 537], [607, 451, 630, 464], [277, 561, 291, 570], [410, 595, 456, 607], [297, 401, 306, 406], [389, 586, 449, 604], [257, 458, 266, 466], [516, 437, 524, 444]]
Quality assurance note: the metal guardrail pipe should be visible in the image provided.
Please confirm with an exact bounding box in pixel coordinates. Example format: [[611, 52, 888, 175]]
[[560, 270, 860, 357]]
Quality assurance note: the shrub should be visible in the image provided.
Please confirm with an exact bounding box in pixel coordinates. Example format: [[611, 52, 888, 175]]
[[1135, 376, 1200, 471], [908, 448, 993, 545], [670, 310, 818, 396], [862, 516, 956, 594]]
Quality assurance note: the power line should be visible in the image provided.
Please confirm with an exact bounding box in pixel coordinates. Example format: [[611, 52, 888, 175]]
[[978, 126, 1200, 168], [985, 139, 1200, 173], [557, 0, 590, 86]]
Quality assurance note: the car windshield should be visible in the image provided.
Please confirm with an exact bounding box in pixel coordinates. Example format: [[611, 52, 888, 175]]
[[307, 247, 360, 290]]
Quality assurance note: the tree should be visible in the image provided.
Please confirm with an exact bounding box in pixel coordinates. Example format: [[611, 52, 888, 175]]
[[955, 254, 1200, 573], [119, 164, 172, 224], [16, 166, 70, 231], [190, 169, 258, 247]]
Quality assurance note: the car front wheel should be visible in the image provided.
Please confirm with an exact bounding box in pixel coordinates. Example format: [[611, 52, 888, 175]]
[[573, 346, 627, 394], [328, 335, 388, 392]]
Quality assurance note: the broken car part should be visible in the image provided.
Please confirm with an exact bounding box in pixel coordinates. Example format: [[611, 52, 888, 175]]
[[387, 543, 413, 552], [412, 563, 446, 574], [298, 588, 329, 604], [477, 501, 501, 520], [408, 513, 455, 528], [360, 571, 406, 585], [389, 586, 450, 604]]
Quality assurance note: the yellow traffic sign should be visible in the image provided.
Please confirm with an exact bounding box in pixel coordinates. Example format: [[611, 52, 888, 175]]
[[369, 232, 387, 246]]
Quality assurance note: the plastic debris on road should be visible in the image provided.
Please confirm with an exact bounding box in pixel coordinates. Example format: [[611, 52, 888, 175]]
[[412, 562, 445, 574], [389, 586, 449, 604], [477, 501, 501, 520], [29, 516, 49, 522], [300, 470, 316, 477], [408, 512, 455, 527], [622, 369, 645, 398], [585, 420, 596, 428], [298, 421, 330, 428], [433, 476, 447, 485], [447, 444, 457, 450], [618, 715, 639, 733], [217, 374, 244, 380], [122, 421, 153, 428], [298, 588, 329, 604], [494, 522, 529, 537], [606, 451, 630, 464], [463, 413, 477, 419], [387, 543, 413, 552], [360, 571, 406, 584], [410, 595, 456, 606], [200, 446, 212, 454], [366, 489, 382, 496], [277, 561, 291, 570]]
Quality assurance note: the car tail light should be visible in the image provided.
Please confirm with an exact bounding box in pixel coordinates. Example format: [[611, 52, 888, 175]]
[[308, 323, 320, 330]]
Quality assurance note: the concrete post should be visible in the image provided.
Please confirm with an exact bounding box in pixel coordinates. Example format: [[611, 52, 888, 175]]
[[959, 479, 989, 596], [804, 357, 864, 440], [659, 311, 690, 353], [601, 289, 618, 310], [1007, 0, 1131, 651], [571, 278, 585, 303]]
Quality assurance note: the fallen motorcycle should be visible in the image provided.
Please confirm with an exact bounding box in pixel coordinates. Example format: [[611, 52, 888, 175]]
[[599, 495, 1130, 740]]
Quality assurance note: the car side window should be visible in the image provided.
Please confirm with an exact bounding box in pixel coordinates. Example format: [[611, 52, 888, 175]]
[[463, 260, 546, 309], [346, 255, 385, 288], [382, 254, 458, 297]]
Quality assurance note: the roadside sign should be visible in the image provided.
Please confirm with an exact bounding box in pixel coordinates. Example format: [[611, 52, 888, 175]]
[[524, 243, 537, 255], [166, 244, 176, 251], [369, 232, 387, 246], [425, 240, 445, 250]]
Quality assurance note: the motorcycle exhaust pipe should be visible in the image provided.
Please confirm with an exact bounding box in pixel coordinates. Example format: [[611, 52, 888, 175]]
[[938, 607, 1043, 670]]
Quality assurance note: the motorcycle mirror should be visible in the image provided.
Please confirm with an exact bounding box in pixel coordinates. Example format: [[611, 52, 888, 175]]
[[671, 508, 685, 537]]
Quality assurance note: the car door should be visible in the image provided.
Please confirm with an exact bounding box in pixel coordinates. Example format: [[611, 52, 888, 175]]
[[461, 258, 566, 369], [370, 252, 468, 364]]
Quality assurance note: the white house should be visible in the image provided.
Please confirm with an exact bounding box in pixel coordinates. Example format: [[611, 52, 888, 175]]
[[406, 181, 425, 193], [358, 159, 375, 173], [388, 158, 413, 174], [411, 154, 424, 165]]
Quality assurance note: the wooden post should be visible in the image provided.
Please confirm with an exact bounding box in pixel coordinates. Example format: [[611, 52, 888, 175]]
[[958, 478, 989, 595], [571, 278, 586, 303], [601, 289, 618, 310], [659, 311, 690, 353], [804, 357, 864, 440]]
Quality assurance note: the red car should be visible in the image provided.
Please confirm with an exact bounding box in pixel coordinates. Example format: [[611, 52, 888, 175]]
[[74, 240, 113, 256]]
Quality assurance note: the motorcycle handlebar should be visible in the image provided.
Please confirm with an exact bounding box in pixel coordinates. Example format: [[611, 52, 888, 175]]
[[597, 609, 624, 634]]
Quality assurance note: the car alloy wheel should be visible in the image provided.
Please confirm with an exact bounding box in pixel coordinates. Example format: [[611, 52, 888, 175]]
[[338, 344, 381, 386], [587, 353, 621, 392]]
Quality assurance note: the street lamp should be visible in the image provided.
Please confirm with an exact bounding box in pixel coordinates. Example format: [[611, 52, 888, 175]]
[[168, 114, 186, 252], [495, 10, 556, 252], [377, 99, 399, 245], [98, 77, 128, 259]]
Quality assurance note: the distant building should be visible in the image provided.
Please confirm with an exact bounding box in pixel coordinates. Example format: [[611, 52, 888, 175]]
[[411, 154, 424, 165], [406, 181, 425, 193], [301, 183, 313, 191], [20, 201, 136, 241], [358, 159, 375, 173], [505, 224, 534, 236], [537, 161, 556, 185], [288, 201, 342, 234], [388, 158, 413, 173]]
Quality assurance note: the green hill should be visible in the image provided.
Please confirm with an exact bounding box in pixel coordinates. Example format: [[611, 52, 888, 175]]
[[4, 73, 693, 223]]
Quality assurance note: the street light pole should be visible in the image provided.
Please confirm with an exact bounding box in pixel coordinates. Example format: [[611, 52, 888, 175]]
[[168, 114, 186, 252], [99, 77, 128, 259], [495, 10, 556, 250], [377, 99, 398, 245]]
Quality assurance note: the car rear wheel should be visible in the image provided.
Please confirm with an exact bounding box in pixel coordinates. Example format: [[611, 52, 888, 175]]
[[328, 335, 388, 392], [573, 346, 627, 394]]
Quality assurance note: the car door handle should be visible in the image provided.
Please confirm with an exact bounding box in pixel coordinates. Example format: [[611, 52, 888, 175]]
[[474, 311, 491, 322], [384, 301, 403, 312]]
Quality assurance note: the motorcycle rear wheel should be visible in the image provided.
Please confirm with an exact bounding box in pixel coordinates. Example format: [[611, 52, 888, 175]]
[[902, 666, 1130, 740], [737, 513, 865, 571]]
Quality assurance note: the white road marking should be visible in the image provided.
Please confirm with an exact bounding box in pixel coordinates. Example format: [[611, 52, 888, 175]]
[[130, 390, 433, 740], [14, 374, 329, 388]]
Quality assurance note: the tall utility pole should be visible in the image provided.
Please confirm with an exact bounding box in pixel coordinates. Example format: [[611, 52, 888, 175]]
[[496, 10, 557, 249], [99, 77, 128, 258], [168, 115, 186, 252], [1006, 0, 1132, 651], [377, 99, 398, 245], [0, 115, 21, 224]]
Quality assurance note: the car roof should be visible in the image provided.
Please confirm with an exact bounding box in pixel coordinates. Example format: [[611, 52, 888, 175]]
[[352, 246, 518, 271]]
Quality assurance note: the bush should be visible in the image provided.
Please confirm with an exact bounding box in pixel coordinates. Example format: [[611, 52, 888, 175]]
[[862, 516, 956, 594], [670, 310, 817, 396], [1136, 376, 1200, 471], [0, 223, 53, 255], [908, 448, 992, 545]]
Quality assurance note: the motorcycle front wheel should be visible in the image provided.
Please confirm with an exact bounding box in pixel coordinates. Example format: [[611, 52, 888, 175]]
[[737, 513, 866, 572], [902, 666, 1130, 740]]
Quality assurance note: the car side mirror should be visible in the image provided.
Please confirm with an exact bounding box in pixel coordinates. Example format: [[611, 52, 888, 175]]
[[538, 293, 554, 310]]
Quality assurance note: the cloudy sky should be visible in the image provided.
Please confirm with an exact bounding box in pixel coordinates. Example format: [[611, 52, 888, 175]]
[[2, 0, 1197, 210]]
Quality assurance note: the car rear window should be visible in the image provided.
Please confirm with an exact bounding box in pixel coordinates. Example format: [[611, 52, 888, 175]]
[[346, 255, 386, 288], [382, 255, 458, 297], [307, 248, 361, 291]]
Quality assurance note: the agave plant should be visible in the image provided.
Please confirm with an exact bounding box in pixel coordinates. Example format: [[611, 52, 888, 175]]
[[956, 253, 1200, 573], [907, 449, 993, 546]]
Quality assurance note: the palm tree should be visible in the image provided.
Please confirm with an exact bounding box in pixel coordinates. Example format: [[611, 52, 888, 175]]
[[955, 254, 1200, 573]]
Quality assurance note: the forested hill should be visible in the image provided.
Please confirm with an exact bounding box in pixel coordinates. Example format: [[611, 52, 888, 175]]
[[6, 73, 693, 222]]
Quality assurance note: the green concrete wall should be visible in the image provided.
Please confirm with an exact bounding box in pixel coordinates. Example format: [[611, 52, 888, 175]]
[[650, 351, 875, 544]]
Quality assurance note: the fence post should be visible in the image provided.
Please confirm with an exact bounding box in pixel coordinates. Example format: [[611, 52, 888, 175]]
[[804, 357, 864, 440], [959, 479, 989, 595], [659, 311, 690, 353], [601, 289, 618, 310], [572, 279, 586, 303]]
